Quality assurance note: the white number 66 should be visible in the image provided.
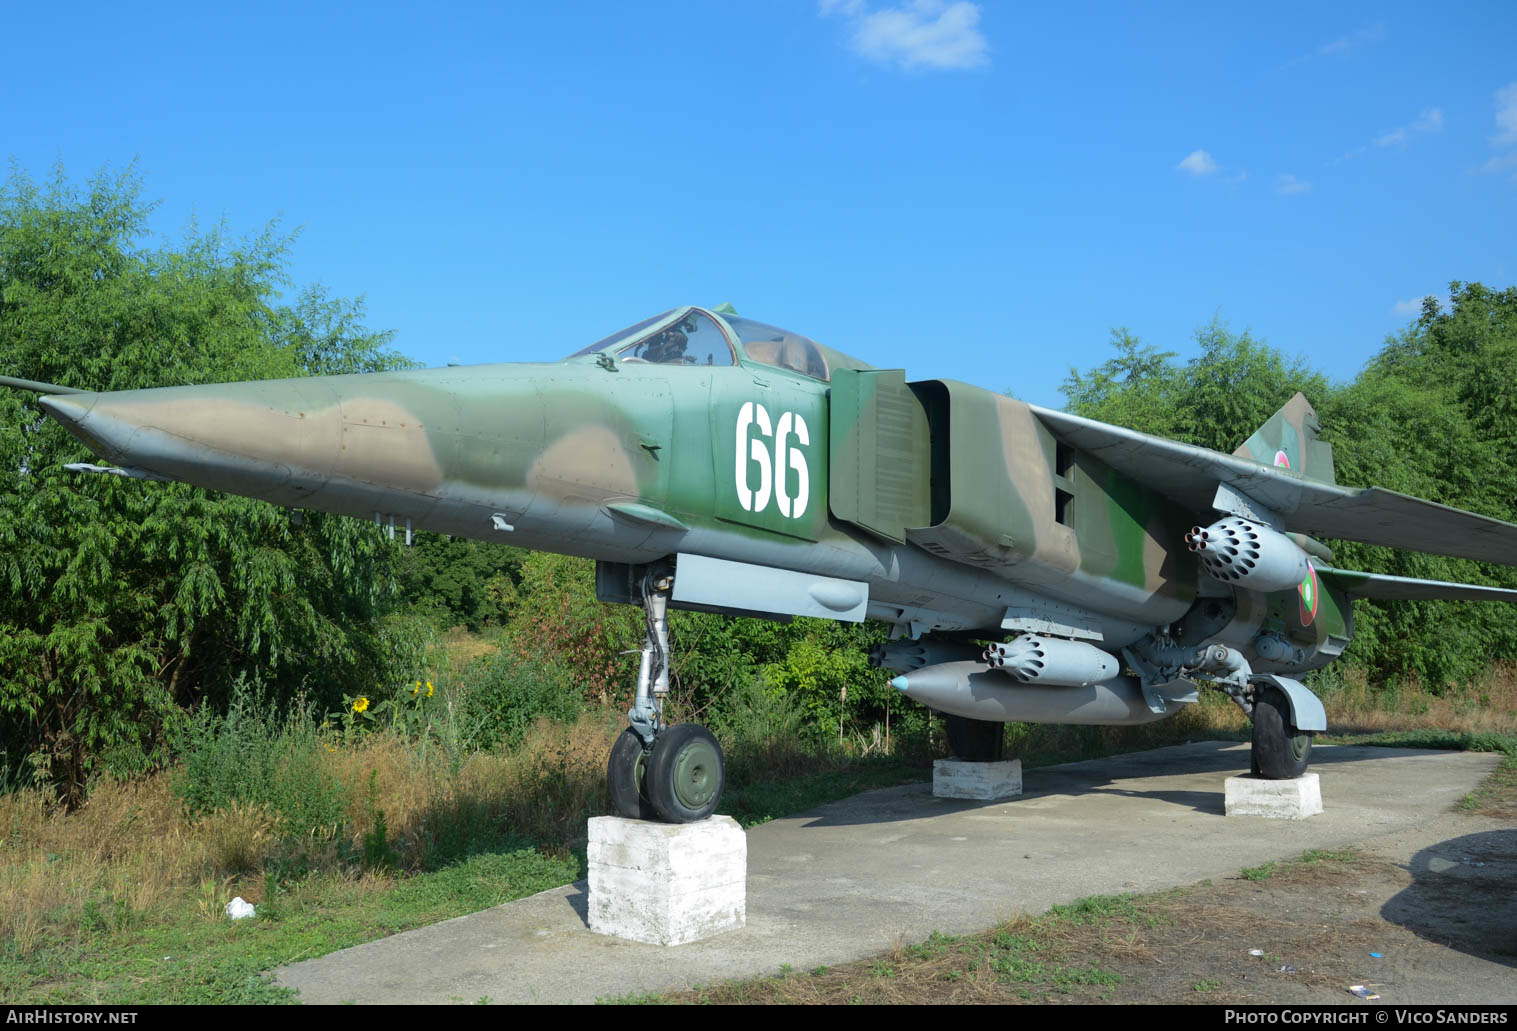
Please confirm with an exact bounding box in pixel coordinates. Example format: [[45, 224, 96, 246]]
[[735, 402, 809, 519]]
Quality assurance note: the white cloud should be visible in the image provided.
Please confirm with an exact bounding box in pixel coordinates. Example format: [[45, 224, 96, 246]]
[[1275, 174, 1311, 195], [1493, 82, 1517, 146], [1310, 22, 1388, 60], [1375, 107, 1444, 148], [1392, 293, 1453, 317], [821, 0, 989, 71], [1477, 152, 1517, 183], [1176, 149, 1218, 176]]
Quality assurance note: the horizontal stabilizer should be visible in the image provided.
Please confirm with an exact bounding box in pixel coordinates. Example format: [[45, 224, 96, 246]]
[[1031, 405, 1517, 567], [1318, 567, 1517, 603]]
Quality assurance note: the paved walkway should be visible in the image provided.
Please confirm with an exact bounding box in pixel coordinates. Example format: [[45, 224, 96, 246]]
[[274, 742, 1500, 1004]]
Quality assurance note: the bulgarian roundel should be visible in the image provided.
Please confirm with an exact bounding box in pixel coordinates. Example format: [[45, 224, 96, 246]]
[[1298, 560, 1319, 627]]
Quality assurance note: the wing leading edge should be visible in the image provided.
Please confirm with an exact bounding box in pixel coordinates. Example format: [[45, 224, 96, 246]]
[[1029, 405, 1517, 567], [1318, 568, 1517, 603]]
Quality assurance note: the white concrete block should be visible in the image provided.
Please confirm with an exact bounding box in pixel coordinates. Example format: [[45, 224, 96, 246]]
[[1224, 772, 1323, 819], [587, 815, 746, 945], [933, 758, 1022, 800]]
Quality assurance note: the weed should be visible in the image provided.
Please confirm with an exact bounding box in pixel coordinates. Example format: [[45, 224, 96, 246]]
[[905, 931, 956, 959], [1241, 861, 1277, 881], [360, 772, 399, 873], [1048, 893, 1150, 926], [1194, 979, 1221, 992], [1301, 849, 1355, 864]]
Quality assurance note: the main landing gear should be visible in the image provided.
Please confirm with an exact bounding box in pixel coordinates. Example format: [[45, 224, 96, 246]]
[[605, 568, 726, 823], [1249, 683, 1313, 779], [943, 713, 1007, 762]]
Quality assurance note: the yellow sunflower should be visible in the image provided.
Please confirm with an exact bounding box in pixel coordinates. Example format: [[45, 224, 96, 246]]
[[352, 696, 370, 714]]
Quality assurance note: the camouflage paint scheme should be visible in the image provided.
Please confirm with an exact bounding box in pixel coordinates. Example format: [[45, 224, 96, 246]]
[[28, 305, 1517, 721]]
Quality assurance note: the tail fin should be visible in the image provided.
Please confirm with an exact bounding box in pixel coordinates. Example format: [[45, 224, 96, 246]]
[[1234, 392, 1336, 486]]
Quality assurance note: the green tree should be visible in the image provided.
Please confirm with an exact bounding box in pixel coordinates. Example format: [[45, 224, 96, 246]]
[[394, 533, 526, 631], [1062, 291, 1517, 687], [1059, 328, 1180, 437], [1321, 282, 1517, 685], [1061, 319, 1328, 452], [0, 164, 425, 801]]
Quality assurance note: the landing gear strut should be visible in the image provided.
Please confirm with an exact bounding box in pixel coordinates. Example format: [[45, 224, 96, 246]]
[[605, 567, 726, 823]]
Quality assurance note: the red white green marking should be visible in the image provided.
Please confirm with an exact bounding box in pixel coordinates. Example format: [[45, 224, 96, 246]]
[[1298, 560, 1319, 626]]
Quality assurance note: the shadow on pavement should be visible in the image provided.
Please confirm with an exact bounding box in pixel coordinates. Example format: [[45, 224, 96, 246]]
[[795, 742, 1463, 828], [1382, 829, 1517, 969]]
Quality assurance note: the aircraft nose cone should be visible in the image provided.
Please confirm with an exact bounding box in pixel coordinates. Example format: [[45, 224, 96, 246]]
[[38, 381, 337, 501], [37, 394, 89, 424], [38, 393, 121, 461]]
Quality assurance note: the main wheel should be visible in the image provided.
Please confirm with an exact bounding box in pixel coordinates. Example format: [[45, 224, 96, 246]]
[[607, 728, 659, 820], [1250, 686, 1313, 779], [944, 714, 1007, 762], [645, 723, 726, 823]]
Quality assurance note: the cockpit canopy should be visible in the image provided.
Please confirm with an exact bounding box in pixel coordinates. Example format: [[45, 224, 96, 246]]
[[565, 306, 868, 382]]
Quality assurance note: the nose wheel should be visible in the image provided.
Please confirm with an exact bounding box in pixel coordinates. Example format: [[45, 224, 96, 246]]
[[608, 724, 726, 823], [607, 728, 659, 820], [645, 723, 725, 822]]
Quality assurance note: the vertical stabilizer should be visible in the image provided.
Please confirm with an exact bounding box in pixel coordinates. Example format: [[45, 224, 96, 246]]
[[1234, 392, 1336, 485]]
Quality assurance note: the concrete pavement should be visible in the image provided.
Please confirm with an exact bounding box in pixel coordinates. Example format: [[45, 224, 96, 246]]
[[274, 741, 1501, 1004]]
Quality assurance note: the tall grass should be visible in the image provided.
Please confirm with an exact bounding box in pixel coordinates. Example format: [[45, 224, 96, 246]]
[[5, 655, 1514, 960], [0, 693, 621, 955]]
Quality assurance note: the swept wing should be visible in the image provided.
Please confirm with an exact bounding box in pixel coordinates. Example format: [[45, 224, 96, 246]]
[[1030, 405, 1517, 567]]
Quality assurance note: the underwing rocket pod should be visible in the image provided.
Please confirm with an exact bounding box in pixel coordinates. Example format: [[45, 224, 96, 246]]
[[890, 662, 1171, 726], [1185, 517, 1311, 591], [982, 634, 1121, 686], [869, 639, 988, 674]]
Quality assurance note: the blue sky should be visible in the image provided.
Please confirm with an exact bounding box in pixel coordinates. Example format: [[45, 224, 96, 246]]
[[5, 1, 1514, 409]]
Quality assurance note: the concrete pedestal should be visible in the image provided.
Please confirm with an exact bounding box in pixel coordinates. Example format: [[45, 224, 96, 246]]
[[1224, 772, 1323, 819], [933, 758, 1023, 800], [587, 815, 746, 945]]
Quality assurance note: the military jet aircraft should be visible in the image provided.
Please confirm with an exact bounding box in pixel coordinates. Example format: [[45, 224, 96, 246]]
[[8, 303, 1517, 824]]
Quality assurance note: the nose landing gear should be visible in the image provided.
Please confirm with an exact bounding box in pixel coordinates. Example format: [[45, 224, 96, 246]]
[[605, 566, 726, 823]]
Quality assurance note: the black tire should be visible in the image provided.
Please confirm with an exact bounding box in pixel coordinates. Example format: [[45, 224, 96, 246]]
[[607, 728, 659, 820], [944, 714, 1007, 762], [645, 723, 726, 823], [1250, 686, 1313, 779]]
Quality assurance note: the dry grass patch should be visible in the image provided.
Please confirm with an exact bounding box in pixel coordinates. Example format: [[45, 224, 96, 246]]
[[441, 626, 502, 665], [0, 709, 628, 956], [1319, 664, 1517, 736]]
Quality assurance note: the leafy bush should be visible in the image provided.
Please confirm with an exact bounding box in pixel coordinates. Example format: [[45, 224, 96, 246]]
[[0, 164, 420, 803], [457, 654, 585, 752], [171, 682, 347, 839]]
